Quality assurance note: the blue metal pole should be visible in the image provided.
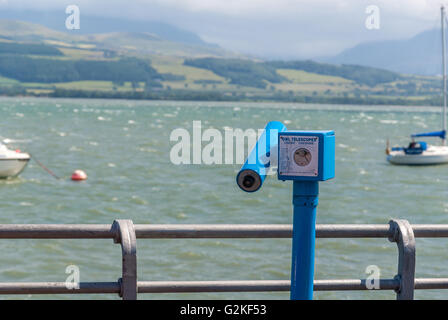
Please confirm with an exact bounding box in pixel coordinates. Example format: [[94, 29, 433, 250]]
[[290, 180, 319, 300]]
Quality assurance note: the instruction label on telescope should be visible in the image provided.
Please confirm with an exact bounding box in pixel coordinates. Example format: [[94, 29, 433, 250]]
[[279, 135, 319, 177]]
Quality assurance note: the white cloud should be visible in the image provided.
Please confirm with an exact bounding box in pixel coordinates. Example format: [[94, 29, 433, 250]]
[[4, 0, 446, 18]]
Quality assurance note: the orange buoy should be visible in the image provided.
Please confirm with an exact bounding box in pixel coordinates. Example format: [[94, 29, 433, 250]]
[[71, 170, 87, 181]]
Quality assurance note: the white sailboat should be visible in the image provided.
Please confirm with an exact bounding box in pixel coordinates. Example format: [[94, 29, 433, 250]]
[[387, 6, 448, 165]]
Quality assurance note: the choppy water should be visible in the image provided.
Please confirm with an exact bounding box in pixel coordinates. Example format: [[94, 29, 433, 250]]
[[1, 97, 448, 300]]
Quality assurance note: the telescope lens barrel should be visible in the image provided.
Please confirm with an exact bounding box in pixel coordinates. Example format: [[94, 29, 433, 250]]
[[236, 121, 287, 192], [237, 169, 262, 192]]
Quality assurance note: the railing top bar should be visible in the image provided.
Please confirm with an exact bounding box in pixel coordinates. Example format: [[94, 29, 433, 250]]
[[414, 278, 448, 289], [2, 278, 447, 295], [317, 224, 390, 238], [134, 224, 292, 238], [9, 278, 448, 294], [317, 224, 448, 238], [411, 225, 448, 237], [137, 279, 400, 293], [137, 280, 291, 293], [0, 224, 112, 239], [0, 282, 120, 294], [0, 279, 397, 294], [0, 223, 447, 239]]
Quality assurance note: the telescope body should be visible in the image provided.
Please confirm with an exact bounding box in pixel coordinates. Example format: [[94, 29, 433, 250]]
[[236, 121, 287, 192]]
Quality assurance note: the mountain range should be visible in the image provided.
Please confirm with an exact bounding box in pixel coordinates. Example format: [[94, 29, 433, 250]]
[[325, 28, 445, 76], [2, 9, 447, 77], [0, 9, 218, 49], [0, 18, 240, 59]]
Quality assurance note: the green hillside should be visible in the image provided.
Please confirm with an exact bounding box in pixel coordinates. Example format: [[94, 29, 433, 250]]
[[0, 20, 241, 59], [0, 19, 444, 106]]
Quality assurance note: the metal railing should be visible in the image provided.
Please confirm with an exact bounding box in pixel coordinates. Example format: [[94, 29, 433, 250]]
[[0, 219, 448, 299]]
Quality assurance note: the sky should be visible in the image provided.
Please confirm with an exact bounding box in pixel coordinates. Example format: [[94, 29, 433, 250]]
[[2, 0, 448, 59]]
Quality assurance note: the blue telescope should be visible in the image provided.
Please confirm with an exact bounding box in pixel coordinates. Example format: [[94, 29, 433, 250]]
[[236, 122, 335, 300], [236, 121, 287, 192]]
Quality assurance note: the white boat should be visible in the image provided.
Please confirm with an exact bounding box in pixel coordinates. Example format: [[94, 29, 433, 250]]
[[387, 6, 448, 166], [0, 143, 30, 178], [387, 141, 448, 165]]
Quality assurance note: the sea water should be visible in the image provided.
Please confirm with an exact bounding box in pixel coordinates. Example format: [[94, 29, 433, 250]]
[[1, 97, 447, 300]]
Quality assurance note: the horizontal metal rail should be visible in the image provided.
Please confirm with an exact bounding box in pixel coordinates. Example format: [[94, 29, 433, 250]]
[[136, 280, 401, 293], [1, 223, 448, 239], [1, 278, 448, 295], [0, 282, 120, 294], [0, 221, 448, 299]]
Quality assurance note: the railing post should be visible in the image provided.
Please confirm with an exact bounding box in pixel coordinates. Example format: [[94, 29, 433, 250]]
[[112, 220, 137, 300], [388, 219, 416, 300]]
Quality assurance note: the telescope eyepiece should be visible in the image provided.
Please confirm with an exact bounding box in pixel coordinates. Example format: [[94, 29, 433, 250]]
[[242, 175, 255, 188], [237, 169, 262, 192]]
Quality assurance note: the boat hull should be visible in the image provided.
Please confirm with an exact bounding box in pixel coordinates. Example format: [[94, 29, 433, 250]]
[[0, 158, 30, 178], [387, 146, 448, 165]]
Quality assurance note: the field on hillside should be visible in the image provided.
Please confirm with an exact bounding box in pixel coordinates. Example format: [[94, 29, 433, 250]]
[[0, 20, 444, 105]]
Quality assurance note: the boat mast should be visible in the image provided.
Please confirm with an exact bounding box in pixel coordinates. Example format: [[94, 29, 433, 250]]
[[442, 6, 447, 145]]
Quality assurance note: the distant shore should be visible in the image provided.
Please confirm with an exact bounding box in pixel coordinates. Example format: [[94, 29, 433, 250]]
[[0, 87, 442, 107]]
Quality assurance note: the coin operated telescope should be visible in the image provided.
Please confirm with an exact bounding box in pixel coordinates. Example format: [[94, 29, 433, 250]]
[[236, 121, 287, 192], [236, 123, 335, 300]]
